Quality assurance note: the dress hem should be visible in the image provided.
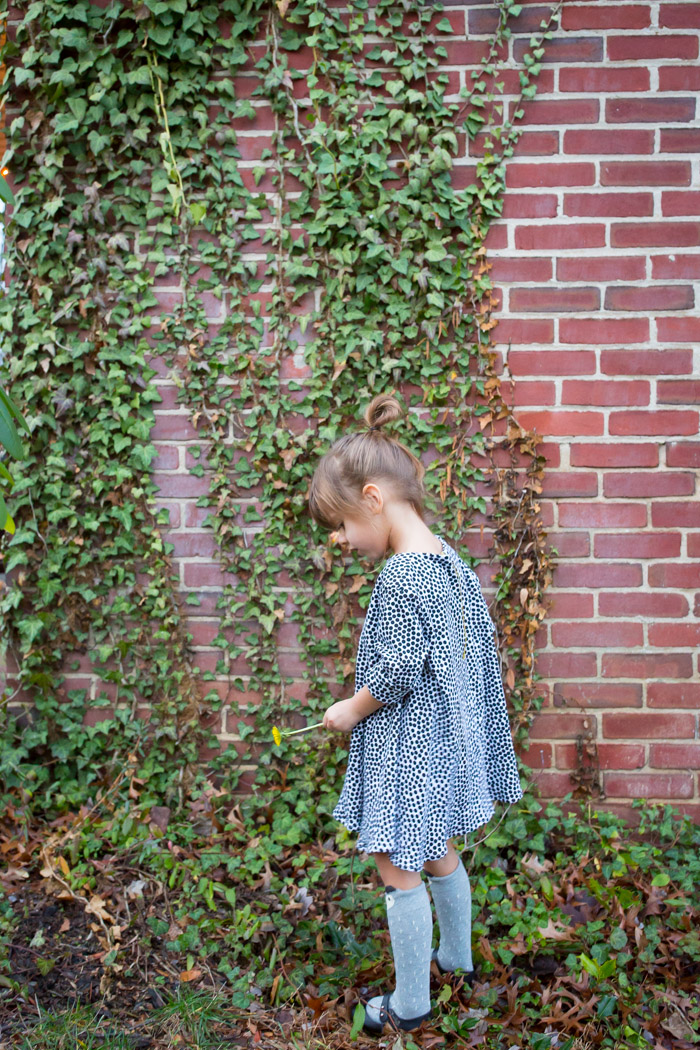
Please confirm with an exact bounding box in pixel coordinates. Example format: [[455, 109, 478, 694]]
[[333, 791, 523, 869]]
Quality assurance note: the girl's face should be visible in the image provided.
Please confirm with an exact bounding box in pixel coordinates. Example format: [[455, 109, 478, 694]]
[[330, 483, 393, 560], [333, 512, 386, 560]]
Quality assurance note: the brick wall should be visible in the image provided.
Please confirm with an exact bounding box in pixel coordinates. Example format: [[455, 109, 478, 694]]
[[480, 0, 700, 823], [3, 1, 699, 826]]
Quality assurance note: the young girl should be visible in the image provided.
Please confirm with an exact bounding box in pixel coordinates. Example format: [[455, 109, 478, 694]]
[[308, 393, 524, 1036]]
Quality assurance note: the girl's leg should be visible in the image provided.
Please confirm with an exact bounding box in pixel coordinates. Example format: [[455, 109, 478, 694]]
[[423, 839, 474, 972], [423, 839, 459, 877], [373, 851, 422, 891], [365, 851, 432, 1024]]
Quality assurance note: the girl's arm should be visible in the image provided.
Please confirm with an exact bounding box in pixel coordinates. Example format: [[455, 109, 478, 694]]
[[323, 683, 382, 733], [346, 683, 384, 720]]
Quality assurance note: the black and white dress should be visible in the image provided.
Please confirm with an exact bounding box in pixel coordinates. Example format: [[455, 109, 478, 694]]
[[332, 534, 524, 872]]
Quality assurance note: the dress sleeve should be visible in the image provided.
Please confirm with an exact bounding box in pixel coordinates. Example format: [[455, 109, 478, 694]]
[[363, 583, 431, 705]]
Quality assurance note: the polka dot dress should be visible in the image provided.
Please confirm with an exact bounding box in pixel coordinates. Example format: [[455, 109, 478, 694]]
[[332, 535, 524, 872]]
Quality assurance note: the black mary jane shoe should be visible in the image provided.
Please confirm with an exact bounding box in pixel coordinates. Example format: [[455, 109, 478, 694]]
[[431, 948, 480, 984], [360, 991, 433, 1035]]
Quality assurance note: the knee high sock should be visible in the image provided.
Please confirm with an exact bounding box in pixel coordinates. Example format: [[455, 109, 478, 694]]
[[426, 854, 474, 972], [383, 881, 432, 1019]]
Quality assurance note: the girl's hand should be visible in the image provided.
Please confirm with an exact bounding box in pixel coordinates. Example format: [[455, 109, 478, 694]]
[[323, 699, 364, 733]]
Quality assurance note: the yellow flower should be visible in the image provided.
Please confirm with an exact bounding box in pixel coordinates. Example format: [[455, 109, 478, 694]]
[[272, 726, 282, 746], [450, 371, 457, 379]]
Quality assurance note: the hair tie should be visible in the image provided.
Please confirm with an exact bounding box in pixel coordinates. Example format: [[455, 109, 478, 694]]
[[368, 425, 380, 432]]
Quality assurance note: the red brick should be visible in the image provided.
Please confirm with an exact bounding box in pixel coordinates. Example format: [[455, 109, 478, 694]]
[[562, 4, 651, 29], [607, 97, 696, 124], [554, 681, 643, 708], [530, 712, 594, 740], [601, 161, 691, 187], [659, 128, 700, 153], [521, 742, 555, 770], [654, 501, 700, 529], [545, 596, 596, 617], [601, 349, 693, 375], [560, 318, 649, 344], [652, 254, 700, 279], [506, 162, 595, 188], [603, 712, 694, 739], [514, 36, 604, 63], [604, 285, 694, 311], [554, 744, 585, 771], [603, 653, 691, 681], [505, 380, 557, 406], [514, 224, 605, 250], [600, 589, 689, 616], [596, 537, 680, 562], [540, 470, 598, 496], [485, 225, 508, 250], [564, 129, 654, 155], [474, 68, 556, 96], [658, 379, 700, 405], [607, 34, 698, 61], [564, 192, 652, 218], [512, 410, 605, 436], [559, 502, 647, 528], [610, 410, 699, 436], [562, 379, 649, 407], [611, 222, 700, 248], [492, 319, 554, 344], [152, 413, 199, 441], [558, 739, 646, 772], [509, 288, 599, 312], [234, 133, 275, 161], [662, 191, 700, 216], [469, 5, 551, 34], [154, 501, 180, 528], [648, 681, 700, 708], [508, 350, 597, 376], [657, 316, 700, 341], [501, 193, 558, 220], [598, 744, 647, 768], [536, 773, 582, 799], [152, 444, 179, 470], [659, 66, 700, 91], [558, 256, 646, 282], [667, 441, 700, 467], [490, 257, 552, 282], [570, 442, 659, 468], [441, 40, 498, 65], [424, 9, 465, 34], [651, 744, 700, 770], [510, 131, 560, 157], [559, 67, 650, 92], [512, 98, 599, 124], [604, 471, 694, 498], [660, 3, 700, 28], [604, 773, 693, 799]]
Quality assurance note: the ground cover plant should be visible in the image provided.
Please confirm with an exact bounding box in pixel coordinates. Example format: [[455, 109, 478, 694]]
[[1, 790, 698, 1047]]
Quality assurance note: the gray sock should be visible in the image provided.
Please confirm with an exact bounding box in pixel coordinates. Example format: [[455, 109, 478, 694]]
[[426, 855, 474, 972], [365, 880, 432, 1023]]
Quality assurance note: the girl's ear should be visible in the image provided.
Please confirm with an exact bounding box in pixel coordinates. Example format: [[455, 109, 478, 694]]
[[362, 482, 384, 512]]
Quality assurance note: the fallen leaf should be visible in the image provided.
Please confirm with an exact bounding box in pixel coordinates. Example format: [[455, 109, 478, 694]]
[[85, 895, 112, 923], [521, 852, 553, 875], [536, 917, 574, 941], [179, 967, 202, 982]]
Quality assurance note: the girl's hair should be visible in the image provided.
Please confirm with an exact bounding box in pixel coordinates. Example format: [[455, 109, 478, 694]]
[[307, 393, 427, 530]]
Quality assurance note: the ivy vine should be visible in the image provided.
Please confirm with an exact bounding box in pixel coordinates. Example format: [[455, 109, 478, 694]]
[[0, 0, 561, 834]]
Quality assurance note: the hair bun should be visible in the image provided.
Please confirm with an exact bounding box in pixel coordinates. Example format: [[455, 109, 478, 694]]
[[364, 393, 404, 431]]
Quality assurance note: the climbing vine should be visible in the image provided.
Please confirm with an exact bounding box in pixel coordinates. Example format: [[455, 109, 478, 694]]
[[0, 0, 561, 831]]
